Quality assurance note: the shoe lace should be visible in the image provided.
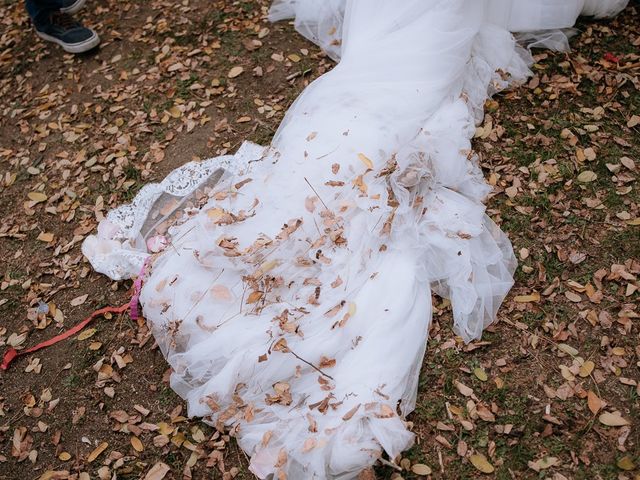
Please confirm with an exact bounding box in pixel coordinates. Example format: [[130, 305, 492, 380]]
[[50, 12, 79, 30]]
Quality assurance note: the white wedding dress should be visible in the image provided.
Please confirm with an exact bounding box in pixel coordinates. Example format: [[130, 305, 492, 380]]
[[82, 1, 627, 478]]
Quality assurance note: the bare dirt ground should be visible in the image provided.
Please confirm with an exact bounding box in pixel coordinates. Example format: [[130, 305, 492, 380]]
[[0, 1, 638, 479]]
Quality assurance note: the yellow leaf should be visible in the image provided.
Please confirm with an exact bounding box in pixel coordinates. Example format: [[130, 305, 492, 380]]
[[28, 192, 48, 203], [288, 53, 301, 62], [358, 153, 374, 170], [58, 452, 71, 461], [617, 456, 636, 471], [514, 292, 540, 303], [77, 328, 97, 341], [168, 106, 182, 118], [157, 422, 174, 436], [87, 441, 108, 463], [474, 367, 488, 382], [470, 454, 495, 473], [89, 342, 103, 351], [599, 411, 630, 427], [131, 436, 144, 452], [579, 360, 595, 378]]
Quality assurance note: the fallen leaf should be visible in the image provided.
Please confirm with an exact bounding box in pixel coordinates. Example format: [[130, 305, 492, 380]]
[[87, 442, 108, 463], [144, 462, 171, 480], [454, 381, 474, 397], [473, 367, 488, 382], [77, 328, 97, 341], [70, 294, 88, 306], [579, 360, 595, 377], [131, 436, 144, 452], [528, 456, 560, 472], [358, 153, 373, 170], [246, 291, 263, 304], [228, 66, 244, 79], [470, 454, 494, 473], [28, 192, 47, 203], [617, 456, 636, 471], [598, 411, 630, 427], [557, 343, 578, 356], [37, 232, 54, 242], [577, 170, 597, 183], [411, 464, 432, 476], [514, 292, 540, 303]]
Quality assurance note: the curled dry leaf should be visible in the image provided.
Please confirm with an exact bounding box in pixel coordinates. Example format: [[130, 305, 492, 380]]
[[87, 442, 108, 463], [246, 291, 264, 304]]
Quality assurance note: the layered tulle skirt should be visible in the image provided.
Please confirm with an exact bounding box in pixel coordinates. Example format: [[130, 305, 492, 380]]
[[83, 1, 628, 477]]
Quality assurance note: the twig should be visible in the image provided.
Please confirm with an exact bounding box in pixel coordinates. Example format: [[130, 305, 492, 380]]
[[304, 177, 330, 211], [278, 342, 334, 380]]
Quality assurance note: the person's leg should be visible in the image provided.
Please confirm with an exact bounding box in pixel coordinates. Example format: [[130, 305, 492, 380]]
[[26, 0, 100, 54], [26, 0, 88, 26], [25, 0, 63, 30]]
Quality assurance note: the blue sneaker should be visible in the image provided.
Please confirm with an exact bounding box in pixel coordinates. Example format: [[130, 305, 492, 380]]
[[35, 12, 100, 54], [59, 0, 87, 15]]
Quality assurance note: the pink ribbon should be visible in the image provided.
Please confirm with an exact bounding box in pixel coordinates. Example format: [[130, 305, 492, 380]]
[[130, 257, 151, 321]]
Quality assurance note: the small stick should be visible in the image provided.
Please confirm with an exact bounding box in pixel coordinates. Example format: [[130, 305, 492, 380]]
[[304, 177, 330, 211]]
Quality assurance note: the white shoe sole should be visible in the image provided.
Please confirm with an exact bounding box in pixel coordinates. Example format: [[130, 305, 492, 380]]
[[60, 0, 87, 15], [36, 29, 100, 54]]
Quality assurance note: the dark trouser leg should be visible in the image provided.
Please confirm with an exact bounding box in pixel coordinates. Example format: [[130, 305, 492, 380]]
[[25, 0, 64, 30]]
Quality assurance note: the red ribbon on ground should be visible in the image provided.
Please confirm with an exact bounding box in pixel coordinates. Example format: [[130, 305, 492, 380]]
[[1, 302, 130, 371]]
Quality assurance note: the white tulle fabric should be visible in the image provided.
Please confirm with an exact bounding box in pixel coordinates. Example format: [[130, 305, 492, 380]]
[[82, 1, 627, 478]]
